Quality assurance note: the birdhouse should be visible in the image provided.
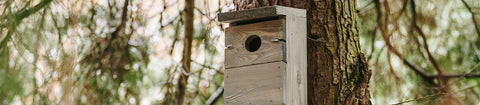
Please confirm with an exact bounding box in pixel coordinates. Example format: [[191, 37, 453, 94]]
[[218, 6, 307, 105]]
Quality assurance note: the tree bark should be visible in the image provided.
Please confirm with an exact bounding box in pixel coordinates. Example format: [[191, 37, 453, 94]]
[[234, 0, 372, 104]]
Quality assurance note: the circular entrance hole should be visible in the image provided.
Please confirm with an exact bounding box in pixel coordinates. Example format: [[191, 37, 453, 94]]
[[245, 35, 261, 52]]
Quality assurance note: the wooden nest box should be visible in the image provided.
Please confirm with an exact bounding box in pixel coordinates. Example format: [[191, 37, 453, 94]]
[[218, 6, 307, 105]]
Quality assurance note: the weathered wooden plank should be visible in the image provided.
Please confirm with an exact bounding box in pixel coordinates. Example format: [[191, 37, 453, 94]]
[[224, 61, 285, 105], [225, 19, 284, 68], [283, 7, 308, 105], [218, 6, 278, 23], [218, 6, 306, 24]]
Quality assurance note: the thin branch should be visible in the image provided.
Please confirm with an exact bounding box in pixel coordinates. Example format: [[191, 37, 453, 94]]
[[460, 0, 480, 39], [411, 0, 443, 75], [470, 88, 480, 99], [169, 16, 182, 55], [357, 0, 374, 13], [391, 93, 446, 105], [110, 0, 129, 40], [374, 0, 436, 85], [0, 0, 53, 46], [407, 26, 427, 59], [387, 51, 400, 80], [392, 0, 408, 23], [431, 63, 480, 78], [192, 61, 223, 75], [430, 73, 480, 78], [192, 60, 217, 70], [367, 26, 377, 61], [205, 83, 224, 105]]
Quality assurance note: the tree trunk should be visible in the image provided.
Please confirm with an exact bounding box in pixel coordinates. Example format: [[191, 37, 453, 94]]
[[234, 0, 372, 104]]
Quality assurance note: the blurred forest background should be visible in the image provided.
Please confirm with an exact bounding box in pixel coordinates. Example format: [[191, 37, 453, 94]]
[[0, 0, 479, 105]]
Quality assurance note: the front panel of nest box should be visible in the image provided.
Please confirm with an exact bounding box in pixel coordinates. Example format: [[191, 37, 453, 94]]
[[224, 19, 286, 105], [225, 19, 285, 68]]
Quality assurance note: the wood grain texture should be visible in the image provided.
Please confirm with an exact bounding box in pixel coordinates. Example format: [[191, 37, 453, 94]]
[[280, 7, 308, 105], [224, 61, 285, 105], [218, 6, 278, 23], [218, 6, 305, 24], [225, 19, 284, 68], [221, 6, 307, 105]]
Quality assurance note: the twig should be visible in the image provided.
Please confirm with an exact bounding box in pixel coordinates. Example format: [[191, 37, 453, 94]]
[[161, 64, 178, 105], [430, 73, 480, 78], [168, 16, 182, 55], [192, 60, 224, 74], [205, 83, 224, 105], [460, 0, 480, 39], [367, 26, 377, 61], [109, 0, 129, 40], [431, 63, 480, 78], [433, 63, 480, 79], [470, 88, 480, 99], [374, 0, 436, 85], [0, 0, 53, 46], [357, 0, 374, 13], [192, 60, 218, 70], [387, 51, 400, 80], [411, 0, 443, 75], [392, 0, 408, 23], [391, 93, 446, 105], [407, 26, 427, 59]]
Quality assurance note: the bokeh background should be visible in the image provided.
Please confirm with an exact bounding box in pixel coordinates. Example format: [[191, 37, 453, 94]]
[[0, 0, 479, 104]]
